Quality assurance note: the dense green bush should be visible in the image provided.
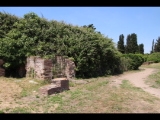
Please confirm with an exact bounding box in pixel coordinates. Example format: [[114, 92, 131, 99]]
[[121, 54, 144, 70], [141, 54, 149, 62], [0, 12, 123, 78], [119, 56, 132, 71], [147, 52, 160, 63]]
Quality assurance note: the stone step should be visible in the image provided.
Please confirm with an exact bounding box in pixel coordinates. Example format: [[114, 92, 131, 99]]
[[39, 84, 61, 96]]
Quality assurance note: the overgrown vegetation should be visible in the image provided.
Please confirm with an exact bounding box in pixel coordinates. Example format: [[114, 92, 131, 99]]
[[148, 37, 160, 64], [145, 63, 160, 88], [0, 12, 145, 78], [120, 54, 144, 71], [147, 52, 160, 63]]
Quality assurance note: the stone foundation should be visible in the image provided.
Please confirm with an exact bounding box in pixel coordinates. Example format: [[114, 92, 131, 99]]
[[51, 78, 69, 90], [39, 78, 69, 96], [39, 84, 61, 96]]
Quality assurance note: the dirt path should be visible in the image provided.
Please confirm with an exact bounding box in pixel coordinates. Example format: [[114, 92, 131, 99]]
[[110, 68, 160, 98]]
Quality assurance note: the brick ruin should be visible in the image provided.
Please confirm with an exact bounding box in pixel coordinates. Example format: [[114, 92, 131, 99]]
[[26, 56, 75, 95], [25, 56, 76, 81], [0, 56, 76, 79], [0, 56, 75, 95]]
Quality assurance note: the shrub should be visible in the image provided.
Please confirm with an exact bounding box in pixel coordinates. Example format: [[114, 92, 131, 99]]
[[147, 52, 160, 63], [121, 54, 144, 70], [119, 56, 132, 71]]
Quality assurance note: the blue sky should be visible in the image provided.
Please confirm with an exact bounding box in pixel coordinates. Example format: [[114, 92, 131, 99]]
[[0, 7, 160, 54]]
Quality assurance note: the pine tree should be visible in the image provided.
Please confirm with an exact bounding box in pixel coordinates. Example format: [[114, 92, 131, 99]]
[[130, 33, 138, 53], [125, 34, 131, 54], [126, 33, 138, 54], [138, 44, 144, 54], [117, 34, 125, 54], [151, 39, 154, 53], [154, 37, 160, 52]]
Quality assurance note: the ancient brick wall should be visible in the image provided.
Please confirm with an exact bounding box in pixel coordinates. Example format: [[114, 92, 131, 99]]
[[53, 56, 76, 79], [26, 56, 76, 81], [26, 56, 53, 80]]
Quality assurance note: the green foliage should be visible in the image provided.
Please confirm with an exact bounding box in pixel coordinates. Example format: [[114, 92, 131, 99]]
[[138, 43, 144, 54], [141, 54, 149, 62], [125, 33, 138, 54], [0, 12, 19, 38], [151, 39, 154, 54], [0, 12, 123, 78], [119, 56, 132, 71], [154, 37, 160, 53], [117, 34, 125, 54], [122, 54, 144, 70], [147, 52, 160, 63]]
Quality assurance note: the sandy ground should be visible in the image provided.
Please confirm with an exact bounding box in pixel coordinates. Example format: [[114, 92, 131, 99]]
[[110, 68, 160, 98]]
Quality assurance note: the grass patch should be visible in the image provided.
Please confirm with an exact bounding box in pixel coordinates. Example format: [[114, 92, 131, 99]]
[[120, 80, 142, 92], [20, 89, 28, 97], [10, 107, 30, 113], [145, 64, 160, 89], [155, 79, 160, 84], [48, 95, 63, 104], [69, 81, 76, 87], [0, 110, 4, 113], [70, 90, 83, 100], [86, 79, 109, 91]]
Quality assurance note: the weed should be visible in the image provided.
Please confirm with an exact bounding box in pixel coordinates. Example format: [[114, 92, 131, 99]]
[[0, 110, 4, 113], [36, 95, 40, 98], [10, 107, 30, 113]]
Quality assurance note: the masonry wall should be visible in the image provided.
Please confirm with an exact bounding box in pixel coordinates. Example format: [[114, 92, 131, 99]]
[[53, 56, 75, 79], [26, 56, 76, 81]]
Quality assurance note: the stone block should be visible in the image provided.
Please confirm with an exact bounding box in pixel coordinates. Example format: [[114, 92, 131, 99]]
[[39, 84, 61, 96], [51, 78, 69, 91]]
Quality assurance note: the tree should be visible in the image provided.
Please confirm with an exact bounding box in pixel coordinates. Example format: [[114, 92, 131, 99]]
[[125, 34, 131, 54], [0, 12, 19, 38], [117, 34, 125, 53], [125, 33, 138, 54], [82, 24, 96, 31], [151, 39, 154, 54], [138, 43, 144, 54], [154, 37, 160, 52], [130, 33, 138, 53]]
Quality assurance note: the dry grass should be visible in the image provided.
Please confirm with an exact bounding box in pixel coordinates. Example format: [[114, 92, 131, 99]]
[[143, 63, 160, 89], [1, 64, 160, 113]]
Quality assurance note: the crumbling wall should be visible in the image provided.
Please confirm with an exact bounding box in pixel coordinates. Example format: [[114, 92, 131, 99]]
[[0, 59, 5, 77], [53, 56, 76, 79], [26, 56, 75, 81], [26, 56, 53, 80]]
